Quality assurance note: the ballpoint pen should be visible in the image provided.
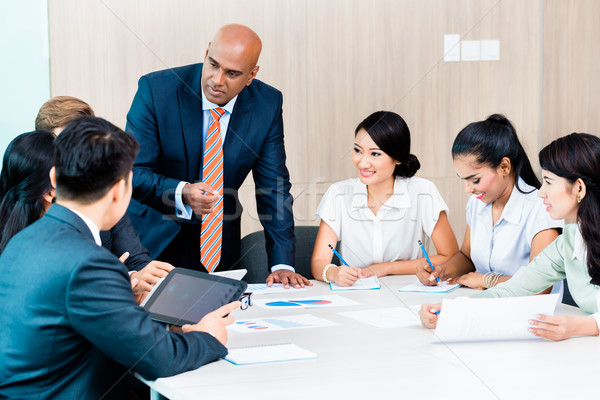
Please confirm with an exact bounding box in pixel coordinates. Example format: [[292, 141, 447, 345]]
[[418, 239, 441, 284], [328, 243, 349, 266]]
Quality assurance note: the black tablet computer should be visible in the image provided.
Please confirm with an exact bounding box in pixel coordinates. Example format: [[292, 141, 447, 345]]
[[142, 268, 248, 326]]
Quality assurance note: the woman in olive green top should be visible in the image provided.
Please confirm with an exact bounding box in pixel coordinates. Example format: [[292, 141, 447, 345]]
[[420, 133, 600, 341]]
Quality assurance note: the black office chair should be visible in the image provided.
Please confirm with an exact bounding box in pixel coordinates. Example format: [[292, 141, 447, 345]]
[[561, 279, 578, 307], [239, 225, 339, 283]]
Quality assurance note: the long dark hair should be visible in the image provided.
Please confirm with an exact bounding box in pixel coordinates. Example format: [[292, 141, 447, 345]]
[[452, 114, 540, 193], [355, 111, 420, 178], [0, 131, 55, 253], [539, 133, 600, 285]]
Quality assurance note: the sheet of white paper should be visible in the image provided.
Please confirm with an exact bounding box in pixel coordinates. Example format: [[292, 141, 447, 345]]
[[398, 280, 460, 293], [224, 343, 317, 365], [338, 307, 421, 328], [212, 269, 247, 280], [253, 295, 359, 309], [230, 313, 337, 333], [246, 283, 307, 294], [433, 294, 559, 343], [330, 276, 381, 291]]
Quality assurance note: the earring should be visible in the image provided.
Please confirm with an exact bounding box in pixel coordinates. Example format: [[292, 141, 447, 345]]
[[577, 194, 582, 203]]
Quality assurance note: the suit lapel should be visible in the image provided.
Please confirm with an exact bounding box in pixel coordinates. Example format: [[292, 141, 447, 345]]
[[224, 87, 255, 183], [178, 66, 204, 181]]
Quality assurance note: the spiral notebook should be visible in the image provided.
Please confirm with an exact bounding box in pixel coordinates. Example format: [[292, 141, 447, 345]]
[[224, 343, 317, 365]]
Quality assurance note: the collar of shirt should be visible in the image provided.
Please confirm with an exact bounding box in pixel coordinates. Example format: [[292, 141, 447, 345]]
[[572, 224, 587, 261], [201, 89, 237, 115], [476, 177, 533, 225], [350, 177, 411, 211], [201, 89, 237, 146], [67, 208, 102, 246]]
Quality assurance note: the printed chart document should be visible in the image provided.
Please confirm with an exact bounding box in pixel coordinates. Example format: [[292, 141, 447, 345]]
[[224, 343, 317, 365], [246, 283, 306, 294], [398, 280, 460, 294], [253, 295, 359, 310], [433, 294, 559, 343], [338, 307, 421, 328], [230, 314, 337, 333], [330, 276, 381, 291], [213, 269, 247, 280]]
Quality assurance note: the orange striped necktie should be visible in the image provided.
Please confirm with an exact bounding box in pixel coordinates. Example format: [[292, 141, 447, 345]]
[[200, 107, 225, 273]]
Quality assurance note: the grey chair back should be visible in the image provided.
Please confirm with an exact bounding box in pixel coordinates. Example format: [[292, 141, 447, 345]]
[[239, 226, 339, 283]]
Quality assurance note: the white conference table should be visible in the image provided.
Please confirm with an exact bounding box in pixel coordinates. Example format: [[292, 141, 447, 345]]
[[138, 275, 595, 400]]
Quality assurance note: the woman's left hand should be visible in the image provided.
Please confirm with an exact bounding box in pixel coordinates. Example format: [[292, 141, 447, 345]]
[[361, 263, 390, 278], [453, 272, 485, 290], [360, 266, 375, 278], [529, 314, 599, 341]]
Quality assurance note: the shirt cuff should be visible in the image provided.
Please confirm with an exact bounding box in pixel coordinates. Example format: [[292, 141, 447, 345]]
[[175, 181, 193, 220], [271, 264, 295, 273], [592, 312, 600, 334]]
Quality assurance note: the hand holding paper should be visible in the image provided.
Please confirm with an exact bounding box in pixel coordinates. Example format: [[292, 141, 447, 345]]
[[432, 294, 559, 343]]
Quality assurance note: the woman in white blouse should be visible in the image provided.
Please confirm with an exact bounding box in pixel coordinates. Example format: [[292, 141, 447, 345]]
[[311, 111, 459, 286], [416, 114, 562, 290]]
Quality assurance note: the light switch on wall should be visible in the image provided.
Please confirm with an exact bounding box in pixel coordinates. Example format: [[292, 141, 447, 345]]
[[444, 34, 460, 62], [481, 40, 500, 61], [461, 40, 481, 61]]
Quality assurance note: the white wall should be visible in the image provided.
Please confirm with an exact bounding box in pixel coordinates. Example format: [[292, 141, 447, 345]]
[[0, 0, 50, 158]]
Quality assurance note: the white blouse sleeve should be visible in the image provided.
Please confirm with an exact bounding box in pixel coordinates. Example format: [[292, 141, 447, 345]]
[[315, 183, 343, 239], [417, 180, 450, 237], [465, 196, 476, 229]]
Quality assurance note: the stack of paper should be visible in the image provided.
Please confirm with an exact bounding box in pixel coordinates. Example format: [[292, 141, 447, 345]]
[[433, 294, 559, 342], [224, 343, 317, 365]]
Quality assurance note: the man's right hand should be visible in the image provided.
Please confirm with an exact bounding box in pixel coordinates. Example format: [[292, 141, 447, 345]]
[[182, 182, 221, 216], [182, 301, 240, 345]]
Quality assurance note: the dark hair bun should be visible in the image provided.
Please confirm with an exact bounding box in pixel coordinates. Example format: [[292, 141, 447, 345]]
[[486, 113, 508, 123], [395, 154, 420, 178]]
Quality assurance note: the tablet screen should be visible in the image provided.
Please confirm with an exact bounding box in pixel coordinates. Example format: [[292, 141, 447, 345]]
[[144, 269, 246, 325]]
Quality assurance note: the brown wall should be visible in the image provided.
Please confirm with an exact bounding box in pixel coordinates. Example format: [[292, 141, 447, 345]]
[[48, 0, 600, 243]]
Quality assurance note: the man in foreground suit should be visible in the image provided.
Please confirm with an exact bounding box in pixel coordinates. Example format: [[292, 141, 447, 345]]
[[126, 24, 311, 288], [36, 95, 174, 294], [0, 116, 238, 399]]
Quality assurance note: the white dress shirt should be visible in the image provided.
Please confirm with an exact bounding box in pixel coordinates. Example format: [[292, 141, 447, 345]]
[[316, 177, 449, 268], [467, 178, 564, 276]]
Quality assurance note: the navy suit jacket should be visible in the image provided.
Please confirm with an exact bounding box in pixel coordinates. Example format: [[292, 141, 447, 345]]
[[0, 205, 227, 399], [100, 214, 152, 271], [126, 63, 295, 271]]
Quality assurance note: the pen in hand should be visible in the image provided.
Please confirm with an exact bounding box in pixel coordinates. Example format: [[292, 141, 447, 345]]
[[328, 244, 362, 282], [418, 240, 441, 284], [328, 244, 349, 266]]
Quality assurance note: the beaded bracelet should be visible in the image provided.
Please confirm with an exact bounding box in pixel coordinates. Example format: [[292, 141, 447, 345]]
[[322, 264, 336, 283], [483, 272, 502, 288]]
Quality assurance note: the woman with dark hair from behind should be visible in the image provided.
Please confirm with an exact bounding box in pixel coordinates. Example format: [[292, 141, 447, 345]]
[[417, 114, 562, 291], [0, 131, 55, 254], [421, 133, 600, 341], [311, 111, 459, 286]]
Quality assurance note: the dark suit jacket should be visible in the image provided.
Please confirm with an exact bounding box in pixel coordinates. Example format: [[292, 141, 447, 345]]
[[126, 63, 295, 271], [0, 205, 227, 399], [100, 214, 152, 271]]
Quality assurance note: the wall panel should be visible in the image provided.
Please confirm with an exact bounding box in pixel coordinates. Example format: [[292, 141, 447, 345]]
[[48, 0, 597, 251], [542, 0, 600, 144]]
